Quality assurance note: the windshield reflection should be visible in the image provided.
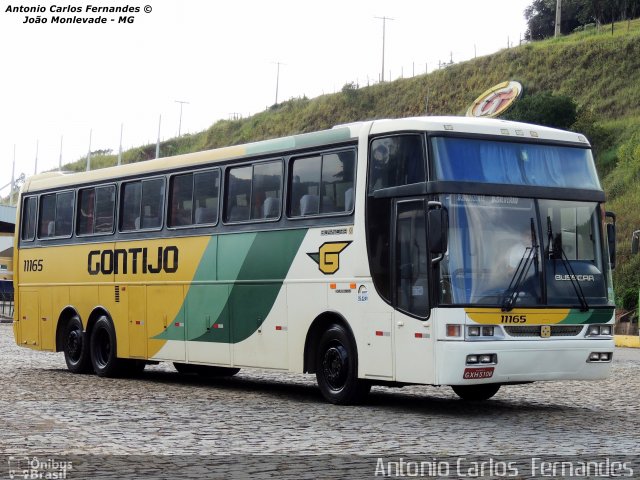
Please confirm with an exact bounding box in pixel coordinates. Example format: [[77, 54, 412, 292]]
[[438, 195, 609, 307]]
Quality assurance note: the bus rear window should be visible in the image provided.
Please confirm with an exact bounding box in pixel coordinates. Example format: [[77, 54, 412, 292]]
[[431, 137, 600, 189]]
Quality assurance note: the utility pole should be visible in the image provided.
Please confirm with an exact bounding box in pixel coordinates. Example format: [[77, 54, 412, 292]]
[[59, 136, 63, 170], [118, 123, 123, 166], [11, 145, 15, 206], [555, 0, 562, 37], [34, 139, 38, 175], [374, 16, 394, 82], [86, 129, 92, 172], [175, 100, 189, 137], [273, 62, 285, 105], [156, 114, 161, 159]]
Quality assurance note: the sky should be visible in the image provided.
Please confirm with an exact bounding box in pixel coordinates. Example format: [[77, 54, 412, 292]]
[[0, 0, 532, 192]]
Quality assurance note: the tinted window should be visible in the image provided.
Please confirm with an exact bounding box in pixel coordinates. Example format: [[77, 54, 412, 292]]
[[369, 135, 425, 192], [95, 186, 116, 233], [120, 178, 165, 231], [77, 185, 115, 235], [21, 196, 37, 241], [290, 150, 355, 217], [253, 162, 281, 219], [431, 137, 600, 189], [225, 161, 282, 222], [38, 194, 56, 238], [169, 169, 220, 227], [38, 191, 74, 238]]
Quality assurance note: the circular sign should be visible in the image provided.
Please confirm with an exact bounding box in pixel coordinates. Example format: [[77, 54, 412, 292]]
[[466, 81, 523, 118]]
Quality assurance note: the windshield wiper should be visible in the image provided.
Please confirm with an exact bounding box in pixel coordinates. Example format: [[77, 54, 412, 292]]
[[501, 218, 539, 312], [546, 216, 589, 312]]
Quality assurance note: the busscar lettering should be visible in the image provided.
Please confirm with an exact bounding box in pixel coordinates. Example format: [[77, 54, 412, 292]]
[[88, 246, 179, 275]]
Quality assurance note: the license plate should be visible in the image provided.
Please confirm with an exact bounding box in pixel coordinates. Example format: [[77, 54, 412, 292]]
[[463, 367, 495, 379]]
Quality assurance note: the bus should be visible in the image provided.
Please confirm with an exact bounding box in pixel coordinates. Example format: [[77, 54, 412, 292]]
[[13, 116, 616, 404]]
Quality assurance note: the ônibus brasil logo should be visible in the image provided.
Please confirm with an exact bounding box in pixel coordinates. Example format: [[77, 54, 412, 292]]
[[307, 241, 352, 275], [466, 80, 523, 118]]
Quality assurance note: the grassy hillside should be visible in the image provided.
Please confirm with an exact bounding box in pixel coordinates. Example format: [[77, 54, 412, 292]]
[[64, 19, 640, 311]]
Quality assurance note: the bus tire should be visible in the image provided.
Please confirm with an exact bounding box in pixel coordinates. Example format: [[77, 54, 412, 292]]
[[315, 324, 370, 405], [63, 315, 92, 374], [452, 384, 501, 401], [90, 316, 122, 377]]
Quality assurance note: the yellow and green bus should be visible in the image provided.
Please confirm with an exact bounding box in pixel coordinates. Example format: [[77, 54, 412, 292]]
[[13, 116, 616, 404]]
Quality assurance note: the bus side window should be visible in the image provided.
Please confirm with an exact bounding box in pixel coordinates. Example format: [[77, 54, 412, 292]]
[[77, 188, 96, 235], [21, 196, 37, 241], [289, 150, 355, 217], [94, 185, 115, 233], [38, 194, 57, 238], [120, 182, 142, 231], [369, 135, 425, 193]]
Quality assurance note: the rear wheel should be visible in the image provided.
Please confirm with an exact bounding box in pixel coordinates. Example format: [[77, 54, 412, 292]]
[[63, 315, 92, 374], [452, 384, 501, 401], [315, 324, 370, 405], [90, 316, 123, 377]]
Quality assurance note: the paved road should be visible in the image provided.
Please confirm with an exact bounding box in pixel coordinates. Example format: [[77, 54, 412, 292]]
[[1, 323, 638, 478]]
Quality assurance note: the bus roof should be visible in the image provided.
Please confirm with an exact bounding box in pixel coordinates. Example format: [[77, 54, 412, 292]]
[[22, 116, 590, 194]]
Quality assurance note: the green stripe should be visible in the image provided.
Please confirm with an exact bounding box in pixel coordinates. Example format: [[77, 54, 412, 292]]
[[560, 308, 615, 324], [155, 229, 307, 343]]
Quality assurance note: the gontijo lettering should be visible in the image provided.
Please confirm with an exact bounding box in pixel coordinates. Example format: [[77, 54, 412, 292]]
[[88, 246, 178, 275]]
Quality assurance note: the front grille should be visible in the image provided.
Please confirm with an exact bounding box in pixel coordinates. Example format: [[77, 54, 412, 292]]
[[504, 325, 583, 337]]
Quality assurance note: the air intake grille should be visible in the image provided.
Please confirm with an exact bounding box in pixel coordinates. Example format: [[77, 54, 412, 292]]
[[115, 286, 120, 303], [504, 325, 583, 337]]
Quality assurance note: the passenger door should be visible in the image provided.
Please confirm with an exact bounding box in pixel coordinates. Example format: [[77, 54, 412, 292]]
[[392, 199, 435, 384]]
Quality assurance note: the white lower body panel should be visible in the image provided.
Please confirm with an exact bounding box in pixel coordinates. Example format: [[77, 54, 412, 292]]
[[436, 339, 615, 386]]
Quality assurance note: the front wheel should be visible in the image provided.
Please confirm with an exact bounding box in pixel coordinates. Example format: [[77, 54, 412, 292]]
[[315, 324, 370, 405], [452, 384, 501, 401], [90, 316, 123, 377], [63, 315, 92, 374]]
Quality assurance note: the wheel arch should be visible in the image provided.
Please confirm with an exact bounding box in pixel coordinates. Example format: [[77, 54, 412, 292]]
[[85, 306, 114, 342], [55, 306, 80, 352], [303, 311, 357, 374]]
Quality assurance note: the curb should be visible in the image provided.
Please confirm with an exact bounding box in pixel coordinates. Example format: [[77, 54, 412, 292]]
[[615, 335, 640, 348]]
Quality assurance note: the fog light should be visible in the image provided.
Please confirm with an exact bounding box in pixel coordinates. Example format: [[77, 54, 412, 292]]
[[587, 325, 600, 336], [468, 326, 480, 336], [589, 352, 601, 361], [600, 352, 611, 361], [447, 324, 461, 337], [479, 354, 493, 363], [600, 326, 612, 336], [466, 355, 479, 364], [482, 326, 494, 337]]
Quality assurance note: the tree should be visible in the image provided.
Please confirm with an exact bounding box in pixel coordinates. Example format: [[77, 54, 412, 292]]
[[501, 92, 577, 130]]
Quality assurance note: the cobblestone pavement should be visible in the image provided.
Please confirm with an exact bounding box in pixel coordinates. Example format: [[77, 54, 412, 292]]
[[1, 323, 638, 478]]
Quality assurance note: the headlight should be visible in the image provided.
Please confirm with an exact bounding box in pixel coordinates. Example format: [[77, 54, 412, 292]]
[[468, 326, 480, 336]]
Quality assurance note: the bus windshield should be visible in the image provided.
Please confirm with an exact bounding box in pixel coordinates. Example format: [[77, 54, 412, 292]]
[[438, 195, 611, 307], [432, 137, 601, 189]]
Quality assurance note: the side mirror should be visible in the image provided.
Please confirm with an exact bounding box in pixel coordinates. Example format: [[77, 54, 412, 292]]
[[605, 211, 616, 270], [428, 206, 448, 263]]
